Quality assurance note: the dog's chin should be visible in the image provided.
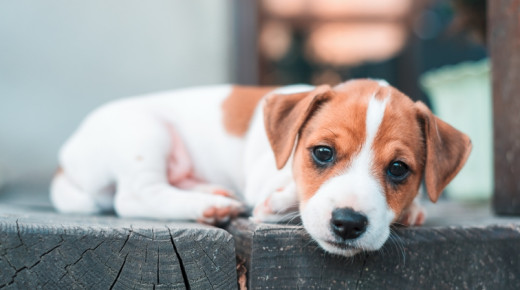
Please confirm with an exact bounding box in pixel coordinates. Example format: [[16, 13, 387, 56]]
[[312, 227, 391, 257], [316, 240, 363, 257]]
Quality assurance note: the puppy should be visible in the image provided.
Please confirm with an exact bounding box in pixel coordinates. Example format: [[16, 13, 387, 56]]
[[51, 79, 471, 256]]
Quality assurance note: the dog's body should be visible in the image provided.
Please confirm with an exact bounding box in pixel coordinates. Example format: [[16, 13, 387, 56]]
[[51, 79, 471, 256]]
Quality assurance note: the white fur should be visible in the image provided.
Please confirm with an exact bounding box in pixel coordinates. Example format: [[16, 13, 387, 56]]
[[374, 79, 389, 87], [52, 84, 314, 221], [243, 85, 314, 208], [300, 95, 395, 256], [52, 85, 244, 220]]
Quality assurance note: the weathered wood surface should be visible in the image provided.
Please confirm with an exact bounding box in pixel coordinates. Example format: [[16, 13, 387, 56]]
[[0, 205, 237, 289], [3, 186, 520, 289], [490, 0, 520, 214], [228, 203, 520, 289]]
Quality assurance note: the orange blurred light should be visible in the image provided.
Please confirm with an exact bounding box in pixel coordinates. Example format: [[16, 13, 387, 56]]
[[259, 21, 293, 61], [305, 23, 407, 66], [262, 0, 306, 18], [262, 0, 412, 19], [307, 0, 412, 19]]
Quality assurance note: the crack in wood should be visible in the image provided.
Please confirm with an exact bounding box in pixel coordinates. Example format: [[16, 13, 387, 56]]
[[7, 219, 26, 251], [0, 232, 65, 287], [168, 227, 191, 290], [2, 255, 17, 272], [1, 265, 28, 288], [156, 246, 160, 285], [1, 207, 237, 289], [119, 230, 132, 253], [27, 242, 62, 270], [152, 228, 161, 286], [59, 240, 105, 281], [15, 220, 22, 245], [109, 253, 128, 290]]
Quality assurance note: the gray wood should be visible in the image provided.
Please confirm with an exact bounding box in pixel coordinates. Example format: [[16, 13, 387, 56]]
[[490, 0, 520, 214], [0, 205, 237, 289], [228, 202, 520, 289], [232, 0, 259, 85]]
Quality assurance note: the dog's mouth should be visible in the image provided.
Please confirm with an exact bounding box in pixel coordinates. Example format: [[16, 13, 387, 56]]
[[318, 240, 363, 256], [322, 240, 357, 250], [309, 224, 391, 257]]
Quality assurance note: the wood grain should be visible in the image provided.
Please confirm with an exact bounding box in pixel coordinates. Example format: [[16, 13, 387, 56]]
[[0, 205, 237, 289], [228, 218, 520, 289]]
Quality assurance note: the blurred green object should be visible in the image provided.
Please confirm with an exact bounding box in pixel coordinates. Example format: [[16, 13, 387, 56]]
[[421, 58, 492, 201]]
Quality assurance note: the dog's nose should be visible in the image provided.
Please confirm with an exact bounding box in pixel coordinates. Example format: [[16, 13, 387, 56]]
[[330, 208, 368, 240]]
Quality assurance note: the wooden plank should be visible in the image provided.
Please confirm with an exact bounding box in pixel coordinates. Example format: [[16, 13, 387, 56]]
[[228, 213, 520, 289], [0, 205, 237, 289], [490, 0, 520, 214]]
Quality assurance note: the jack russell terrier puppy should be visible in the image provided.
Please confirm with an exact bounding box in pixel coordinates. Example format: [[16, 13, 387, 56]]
[[51, 79, 471, 257]]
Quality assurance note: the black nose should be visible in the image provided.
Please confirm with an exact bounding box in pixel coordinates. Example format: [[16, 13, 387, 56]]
[[331, 208, 368, 240]]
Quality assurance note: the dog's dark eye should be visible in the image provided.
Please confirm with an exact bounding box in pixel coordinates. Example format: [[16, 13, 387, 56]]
[[312, 146, 335, 165], [387, 161, 409, 182]]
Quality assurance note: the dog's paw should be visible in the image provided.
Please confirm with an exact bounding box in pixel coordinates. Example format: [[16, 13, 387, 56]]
[[196, 196, 244, 225], [192, 184, 237, 199], [251, 184, 298, 223], [397, 201, 426, 226], [251, 193, 277, 222]]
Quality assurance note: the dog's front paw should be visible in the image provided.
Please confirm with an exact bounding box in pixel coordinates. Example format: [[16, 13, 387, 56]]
[[197, 196, 244, 225], [397, 201, 426, 226], [192, 184, 237, 199], [251, 184, 298, 223]]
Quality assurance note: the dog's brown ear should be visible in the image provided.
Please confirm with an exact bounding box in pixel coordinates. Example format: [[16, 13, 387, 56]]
[[264, 85, 333, 169], [415, 102, 472, 202]]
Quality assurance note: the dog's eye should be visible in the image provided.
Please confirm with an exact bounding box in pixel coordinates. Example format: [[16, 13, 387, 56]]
[[312, 146, 335, 165], [387, 161, 409, 182]]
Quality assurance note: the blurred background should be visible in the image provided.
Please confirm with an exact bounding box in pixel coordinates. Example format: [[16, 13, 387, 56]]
[[0, 0, 489, 205]]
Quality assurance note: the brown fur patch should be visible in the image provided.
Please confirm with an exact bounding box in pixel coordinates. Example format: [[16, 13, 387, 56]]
[[263, 79, 471, 221], [264, 85, 332, 169], [292, 85, 375, 204], [222, 86, 278, 137], [415, 102, 472, 203]]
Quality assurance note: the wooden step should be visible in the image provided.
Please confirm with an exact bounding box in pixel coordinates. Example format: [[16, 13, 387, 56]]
[[0, 204, 237, 289], [227, 201, 520, 289], [2, 186, 520, 289]]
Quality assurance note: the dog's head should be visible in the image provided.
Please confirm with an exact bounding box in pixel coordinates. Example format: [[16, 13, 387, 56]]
[[264, 79, 471, 256]]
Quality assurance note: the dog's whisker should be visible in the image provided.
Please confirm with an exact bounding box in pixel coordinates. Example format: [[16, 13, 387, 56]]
[[388, 229, 406, 265], [278, 210, 300, 219], [284, 213, 302, 225]]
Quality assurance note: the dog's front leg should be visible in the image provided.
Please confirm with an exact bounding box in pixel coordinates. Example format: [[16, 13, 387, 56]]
[[244, 159, 299, 223], [395, 198, 426, 226], [251, 181, 299, 223], [115, 174, 244, 225]]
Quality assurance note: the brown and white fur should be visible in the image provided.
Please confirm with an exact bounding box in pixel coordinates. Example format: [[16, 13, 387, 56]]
[[51, 79, 471, 257]]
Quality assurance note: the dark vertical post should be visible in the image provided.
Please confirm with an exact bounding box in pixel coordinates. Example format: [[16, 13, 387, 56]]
[[489, 0, 520, 215], [233, 0, 260, 85]]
